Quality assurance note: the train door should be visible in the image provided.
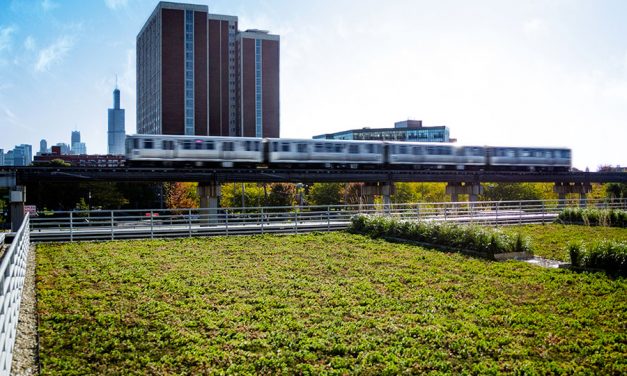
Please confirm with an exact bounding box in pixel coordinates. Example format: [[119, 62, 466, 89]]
[[161, 140, 175, 160]]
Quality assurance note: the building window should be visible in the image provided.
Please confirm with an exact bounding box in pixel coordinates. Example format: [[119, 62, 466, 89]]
[[255, 39, 262, 137], [184, 9, 194, 135]]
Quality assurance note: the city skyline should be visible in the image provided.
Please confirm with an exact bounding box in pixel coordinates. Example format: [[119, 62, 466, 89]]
[[1, 0, 627, 169]]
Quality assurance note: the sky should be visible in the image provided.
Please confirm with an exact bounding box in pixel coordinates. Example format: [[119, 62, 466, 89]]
[[0, 0, 626, 170]]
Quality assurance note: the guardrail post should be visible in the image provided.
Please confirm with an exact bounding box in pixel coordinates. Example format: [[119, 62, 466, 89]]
[[69, 211, 74, 242], [188, 209, 192, 237], [225, 211, 229, 236], [495, 202, 499, 226], [110, 211, 115, 240], [260, 208, 264, 235], [519, 202, 522, 225], [294, 211, 298, 234], [150, 210, 154, 239], [327, 206, 331, 232]]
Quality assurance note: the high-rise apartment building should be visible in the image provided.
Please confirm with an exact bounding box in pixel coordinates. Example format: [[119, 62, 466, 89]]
[[137, 2, 209, 136], [136, 2, 280, 138], [108, 87, 126, 155], [237, 30, 280, 138], [208, 14, 238, 136]]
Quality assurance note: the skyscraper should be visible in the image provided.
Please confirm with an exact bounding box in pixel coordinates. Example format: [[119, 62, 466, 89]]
[[39, 139, 48, 155], [108, 86, 126, 154], [136, 2, 280, 137], [71, 131, 86, 155]]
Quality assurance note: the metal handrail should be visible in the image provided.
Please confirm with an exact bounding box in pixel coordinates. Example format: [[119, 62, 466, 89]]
[[0, 213, 30, 376], [27, 198, 627, 242]]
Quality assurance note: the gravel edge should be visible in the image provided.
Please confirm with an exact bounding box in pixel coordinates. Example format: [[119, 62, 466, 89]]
[[11, 245, 39, 376]]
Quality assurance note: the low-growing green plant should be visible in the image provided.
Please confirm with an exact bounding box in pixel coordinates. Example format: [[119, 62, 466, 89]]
[[37, 234, 627, 374], [568, 240, 627, 275], [349, 214, 532, 257], [558, 207, 627, 228]]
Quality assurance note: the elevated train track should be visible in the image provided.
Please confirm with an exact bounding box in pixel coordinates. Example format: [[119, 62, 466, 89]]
[[4, 166, 627, 184]]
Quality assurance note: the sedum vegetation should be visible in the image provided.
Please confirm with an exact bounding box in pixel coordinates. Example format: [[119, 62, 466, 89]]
[[37, 233, 626, 374], [502, 224, 627, 262]]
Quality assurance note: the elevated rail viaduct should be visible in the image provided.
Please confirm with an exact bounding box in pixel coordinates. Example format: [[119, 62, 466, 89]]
[[1, 166, 626, 231]]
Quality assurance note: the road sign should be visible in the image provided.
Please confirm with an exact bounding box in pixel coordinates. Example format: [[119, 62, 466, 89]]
[[24, 205, 37, 216]]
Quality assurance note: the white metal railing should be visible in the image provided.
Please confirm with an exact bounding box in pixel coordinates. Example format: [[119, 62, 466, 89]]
[[0, 213, 30, 376], [28, 198, 627, 242]]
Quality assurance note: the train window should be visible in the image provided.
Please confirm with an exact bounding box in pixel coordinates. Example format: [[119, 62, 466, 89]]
[[162, 141, 175, 150], [521, 150, 531, 157], [413, 147, 422, 155], [297, 143, 308, 153], [144, 139, 153, 149], [281, 143, 290, 152], [398, 145, 408, 154], [223, 142, 234, 152], [182, 141, 192, 150], [335, 144, 343, 153], [205, 141, 215, 150], [272, 142, 279, 152], [506, 149, 516, 157], [133, 139, 139, 149], [348, 144, 359, 154], [244, 141, 251, 151], [325, 143, 333, 153], [195, 140, 203, 150], [254, 142, 260, 152], [314, 144, 323, 153]]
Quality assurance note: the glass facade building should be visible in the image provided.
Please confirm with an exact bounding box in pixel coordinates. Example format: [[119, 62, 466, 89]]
[[313, 124, 450, 142]]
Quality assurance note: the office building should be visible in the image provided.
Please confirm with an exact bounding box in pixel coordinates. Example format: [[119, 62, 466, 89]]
[[237, 29, 280, 138], [313, 120, 451, 142], [136, 2, 280, 138], [0, 149, 4, 165], [108, 86, 126, 155], [9, 144, 33, 166], [39, 139, 48, 155], [71, 131, 87, 155], [55, 143, 71, 155]]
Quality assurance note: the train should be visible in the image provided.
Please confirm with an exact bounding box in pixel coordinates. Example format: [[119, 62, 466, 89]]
[[125, 134, 572, 171]]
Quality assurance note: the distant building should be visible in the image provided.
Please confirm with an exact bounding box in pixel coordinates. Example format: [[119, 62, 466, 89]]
[[0, 149, 4, 165], [34, 153, 125, 167], [4, 150, 13, 166], [39, 139, 48, 155], [55, 143, 71, 155], [313, 120, 451, 142], [70, 131, 87, 155], [136, 2, 280, 137], [108, 87, 126, 155], [10, 144, 33, 166]]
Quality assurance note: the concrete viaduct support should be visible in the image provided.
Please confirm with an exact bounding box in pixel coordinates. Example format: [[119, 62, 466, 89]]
[[197, 182, 221, 223], [446, 182, 483, 202], [553, 182, 592, 208], [362, 182, 395, 213]]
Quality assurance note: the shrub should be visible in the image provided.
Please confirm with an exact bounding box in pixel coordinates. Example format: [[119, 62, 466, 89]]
[[558, 208, 627, 228], [568, 241, 627, 275], [349, 214, 533, 257]]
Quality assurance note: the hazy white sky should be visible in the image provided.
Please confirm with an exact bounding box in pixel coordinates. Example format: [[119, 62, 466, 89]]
[[1, 0, 626, 169]]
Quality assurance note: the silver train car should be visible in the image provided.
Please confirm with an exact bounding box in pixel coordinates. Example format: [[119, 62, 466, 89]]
[[125, 134, 572, 171]]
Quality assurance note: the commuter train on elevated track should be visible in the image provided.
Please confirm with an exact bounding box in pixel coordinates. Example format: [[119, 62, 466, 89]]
[[125, 134, 572, 172]]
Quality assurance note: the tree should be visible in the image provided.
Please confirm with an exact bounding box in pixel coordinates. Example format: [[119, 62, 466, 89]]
[[307, 183, 343, 206], [220, 183, 265, 208], [480, 183, 549, 202], [391, 183, 417, 204], [606, 183, 627, 201], [267, 183, 296, 207], [165, 182, 199, 209]]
